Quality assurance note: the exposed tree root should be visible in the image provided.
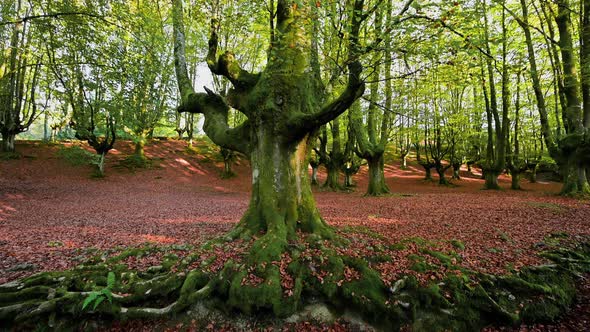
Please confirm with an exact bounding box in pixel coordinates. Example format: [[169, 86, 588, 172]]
[[1, 235, 589, 331]]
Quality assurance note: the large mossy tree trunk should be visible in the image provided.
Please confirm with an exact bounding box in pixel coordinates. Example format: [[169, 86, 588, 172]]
[[323, 159, 342, 190], [483, 169, 501, 190], [230, 132, 332, 241], [173, 0, 365, 313]]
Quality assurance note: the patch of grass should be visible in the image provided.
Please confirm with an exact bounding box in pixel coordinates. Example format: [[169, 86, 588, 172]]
[[118, 154, 153, 170], [387, 192, 418, 198], [47, 241, 63, 247], [0, 151, 20, 160], [450, 240, 465, 250], [56, 146, 99, 166], [495, 229, 513, 243], [526, 201, 567, 213]]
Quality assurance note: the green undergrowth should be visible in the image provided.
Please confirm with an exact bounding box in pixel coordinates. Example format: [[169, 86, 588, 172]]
[[525, 201, 569, 213], [0, 151, 20, 160], [117, 154, 154, 170], [56, 145, 99, 166], [1, 233, 589, 331]]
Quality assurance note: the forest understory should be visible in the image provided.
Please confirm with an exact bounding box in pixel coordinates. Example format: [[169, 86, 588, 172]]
[[1, 141, 589, 331]]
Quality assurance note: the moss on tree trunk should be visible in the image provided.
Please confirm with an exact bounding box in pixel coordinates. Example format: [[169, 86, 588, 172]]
[[134, 139, 146, 159], [1, 133, 15, 153], [366, 155, 389, 196], [560, 155, 590, 195], [231, 132, 333, 241], [484, 169, 501, 190], [323, 162, 341, 191]]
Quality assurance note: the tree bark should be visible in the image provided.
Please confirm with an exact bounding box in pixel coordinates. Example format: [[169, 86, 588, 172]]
[[323, 162, 341, 190], [366, 155, 389, 196], [134, 137, 146, 159], [484, 170, 500, 190], [1, 133, 16, 153], [452, 163, 461, 180], [230, 132, 331, 239]]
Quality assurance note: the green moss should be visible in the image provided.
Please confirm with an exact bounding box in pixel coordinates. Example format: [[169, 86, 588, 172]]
[[450, 240, 465, 250], [2, 233, 590, 331], [56, 145, 98, 166], [118, 154, 153, 170], [410, 261, 433, 273]]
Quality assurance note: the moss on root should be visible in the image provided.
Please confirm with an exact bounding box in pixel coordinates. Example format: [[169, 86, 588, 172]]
[[1, 235, 589, 331]]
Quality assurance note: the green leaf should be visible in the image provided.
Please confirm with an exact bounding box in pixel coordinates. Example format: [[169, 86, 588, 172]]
[[107, 271, 116, 289], [92, 296, 105, 310], [82, 292, 99, 310], [101, 288, 113, 303]]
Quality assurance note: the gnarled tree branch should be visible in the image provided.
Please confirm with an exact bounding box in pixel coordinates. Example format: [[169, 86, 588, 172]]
[[179, 88, 251, 154], [206, 18, 259, 91], [172, 0, 251, 155]]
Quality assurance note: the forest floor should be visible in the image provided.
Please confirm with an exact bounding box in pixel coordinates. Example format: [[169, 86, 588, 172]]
[[1, 139, 589, 331]]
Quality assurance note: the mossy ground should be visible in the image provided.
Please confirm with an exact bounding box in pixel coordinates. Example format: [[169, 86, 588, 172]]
[[1, 231, 589, 331]]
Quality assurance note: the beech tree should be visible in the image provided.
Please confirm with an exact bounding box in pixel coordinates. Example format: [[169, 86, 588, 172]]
[[0, 0, 45, 153], [171, 0, 369, 311], [350, 4, 392, 196]]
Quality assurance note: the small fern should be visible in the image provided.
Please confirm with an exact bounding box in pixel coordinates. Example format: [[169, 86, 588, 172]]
[[82, 271, 115, 311]]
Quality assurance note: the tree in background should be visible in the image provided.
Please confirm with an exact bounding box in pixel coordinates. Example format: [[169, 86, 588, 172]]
[[350, 2, 392, 196], [0, 0, 48, 153], [118, 0, 174, 163]]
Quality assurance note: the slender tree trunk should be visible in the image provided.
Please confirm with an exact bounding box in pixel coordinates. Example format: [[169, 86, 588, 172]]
[[581, 0, 590, 128], [134, 137, 146, 159], [401, 153, 408, 169], [452, 163, 461, 180], [97, 152, 106, 177], [343, 172, 353, 187], [421, 162, 433, 181], [43, 112, 50, 142]]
